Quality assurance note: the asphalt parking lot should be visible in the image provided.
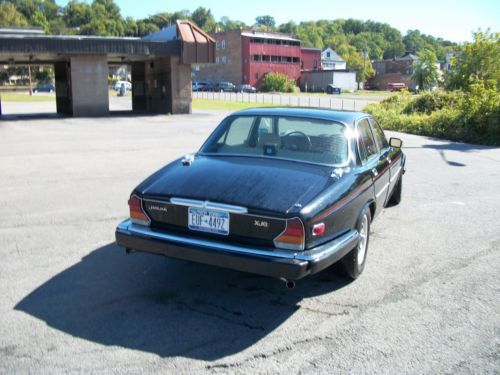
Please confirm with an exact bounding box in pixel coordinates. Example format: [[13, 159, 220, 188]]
[[0, 110, 499, 373]]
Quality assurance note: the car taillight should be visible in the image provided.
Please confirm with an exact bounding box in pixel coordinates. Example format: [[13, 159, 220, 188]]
[[273, 217, 305, 251], [128, 195, 150, 226]]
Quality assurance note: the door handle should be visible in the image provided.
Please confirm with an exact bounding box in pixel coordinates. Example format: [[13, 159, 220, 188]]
[[371, 168, 378, 177]]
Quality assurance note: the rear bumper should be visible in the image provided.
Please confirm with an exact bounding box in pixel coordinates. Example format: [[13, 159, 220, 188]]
[[115, 219, 359, 280]]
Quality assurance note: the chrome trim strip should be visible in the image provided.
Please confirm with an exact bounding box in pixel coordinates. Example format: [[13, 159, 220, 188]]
[[205, 201, 248, 213], [170, 197, 248, 213], [376, 183, 389, 198], [295, 230, 359, 261], [170, 197, 204, 208], [390, 166, 402, 183], [116, 220, 359, 262]]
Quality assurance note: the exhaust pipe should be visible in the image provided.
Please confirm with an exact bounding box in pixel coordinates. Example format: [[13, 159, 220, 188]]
[[280, 278, 296, 289]]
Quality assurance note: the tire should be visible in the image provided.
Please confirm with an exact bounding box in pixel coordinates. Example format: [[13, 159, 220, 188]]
[[388, 175, 403, 206], [341, 207, 371, 279]]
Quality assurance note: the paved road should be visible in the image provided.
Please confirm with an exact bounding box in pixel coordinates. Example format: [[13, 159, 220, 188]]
[[0, 111, 499, 373]]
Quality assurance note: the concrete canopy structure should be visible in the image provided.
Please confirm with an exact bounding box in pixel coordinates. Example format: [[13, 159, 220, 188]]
[[0, 21, 215, 116]]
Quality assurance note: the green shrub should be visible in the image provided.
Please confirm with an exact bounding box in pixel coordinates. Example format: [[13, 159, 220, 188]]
[[366, 84, 500, 145], [260, 72, 296, 93]]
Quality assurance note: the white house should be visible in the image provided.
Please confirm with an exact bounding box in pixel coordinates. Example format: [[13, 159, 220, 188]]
[[321, 47, 346, 70]]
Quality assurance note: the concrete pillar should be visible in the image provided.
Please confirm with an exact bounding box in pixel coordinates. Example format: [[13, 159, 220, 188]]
[[131, 62, 146, 112], [131, 57, 191, 115], [169, 56, 192, 114], [70, 55, 109, 116], [54, 61, 72, 115]]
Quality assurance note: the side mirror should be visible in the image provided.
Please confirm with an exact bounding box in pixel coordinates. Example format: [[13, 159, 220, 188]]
[[389, 137, 403, 148]]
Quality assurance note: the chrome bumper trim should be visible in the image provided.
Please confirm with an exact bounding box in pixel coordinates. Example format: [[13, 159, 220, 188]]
[[116, 219, 359, 262]]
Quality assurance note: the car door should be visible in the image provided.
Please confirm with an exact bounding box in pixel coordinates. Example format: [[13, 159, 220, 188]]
[[370, 117, 403, 198], [357, 118, 391, 215]]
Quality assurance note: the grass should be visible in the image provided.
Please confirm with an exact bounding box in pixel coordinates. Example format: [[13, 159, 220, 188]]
[[192, 98, 276, 111], [0, 92, 55, 102]]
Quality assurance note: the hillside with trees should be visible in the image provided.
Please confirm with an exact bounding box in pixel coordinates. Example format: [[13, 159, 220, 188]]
[[0, 1, 455, 63]]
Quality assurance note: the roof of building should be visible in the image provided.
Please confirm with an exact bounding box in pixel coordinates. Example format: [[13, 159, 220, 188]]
[[0, 26, 44, 35], [0, 20, 214, 65], [321, 48, 345, 62], [395, 52, 419, 61], [301, 47, 322, 51], [241, 30, 299, 42]]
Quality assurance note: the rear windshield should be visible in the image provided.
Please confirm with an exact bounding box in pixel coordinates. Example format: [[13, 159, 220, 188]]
[[200, 115, 349, 165]]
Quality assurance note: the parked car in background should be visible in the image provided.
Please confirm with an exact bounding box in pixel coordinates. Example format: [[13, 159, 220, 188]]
[[192, 81, 207, 91], [217, 81, 236, 92], [386, 82, 407, 91], [115, 108, 405, 286], [113, 81, 132, 91], [33, 83, 54, 93], [238, 84, 257, 93], [200, 83, 216, 92]]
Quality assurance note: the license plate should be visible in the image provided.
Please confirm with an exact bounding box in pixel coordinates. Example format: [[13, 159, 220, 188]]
[[188, 207, 230, 235]]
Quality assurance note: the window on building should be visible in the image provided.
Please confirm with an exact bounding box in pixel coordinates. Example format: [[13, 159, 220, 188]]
[[255, 72, 259, 80], [293, 57, 300, 64], [262, 55, 270, 62], [326, 51, 331, 58], [216, 41, 220, 50], [313, 59, 318, 69], [221, 40, 225, 49], [216, 56, 220, 64], [221, 55, 227, 64], [271, 56, 279, 62]]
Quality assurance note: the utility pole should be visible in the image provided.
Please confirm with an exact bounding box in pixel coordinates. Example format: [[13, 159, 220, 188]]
[[28, 65, 33, 96], [362, 50, 368, 90]]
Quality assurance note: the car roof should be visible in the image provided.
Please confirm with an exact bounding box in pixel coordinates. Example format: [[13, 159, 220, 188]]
[[232, 107, 369, 126]]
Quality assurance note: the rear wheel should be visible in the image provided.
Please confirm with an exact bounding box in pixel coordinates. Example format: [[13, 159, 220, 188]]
[[388, 176, 403, 206], [341, 207, 371, 279]]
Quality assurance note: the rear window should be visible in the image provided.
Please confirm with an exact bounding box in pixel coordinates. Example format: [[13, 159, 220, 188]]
[[200, 115, 349, 165]]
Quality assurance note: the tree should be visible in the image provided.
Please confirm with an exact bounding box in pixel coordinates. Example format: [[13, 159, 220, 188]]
[[255, 15, 276, 31], [260, 72, 295, 92], [0, 3, 29, 26], [445, 31, 500, 91], [217, 16, 246, 32], [79, 0, 125, 36], [64, 0, 92, 28], [412, 49, 439, 90], [191, 6, 215, 31], [338, 45, 375, 87]]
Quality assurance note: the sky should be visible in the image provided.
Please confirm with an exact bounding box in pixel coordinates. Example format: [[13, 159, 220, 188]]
[[58, 0, 499, 43]]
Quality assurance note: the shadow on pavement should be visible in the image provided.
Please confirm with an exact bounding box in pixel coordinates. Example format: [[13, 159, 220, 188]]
[[15, 243, 350, 360]]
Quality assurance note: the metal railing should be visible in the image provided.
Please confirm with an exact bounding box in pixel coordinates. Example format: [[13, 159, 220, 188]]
[[193, 91, 373, 111]]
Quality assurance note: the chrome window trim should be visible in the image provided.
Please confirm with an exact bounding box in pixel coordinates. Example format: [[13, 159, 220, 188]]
[[355, 116, 380, 165]]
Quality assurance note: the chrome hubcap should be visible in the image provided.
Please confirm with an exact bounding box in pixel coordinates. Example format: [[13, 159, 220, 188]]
[[357, 214, 368, 266]]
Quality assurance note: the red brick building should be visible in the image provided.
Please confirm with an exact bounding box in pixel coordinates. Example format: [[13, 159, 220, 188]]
[[194, 29, 302, 88]]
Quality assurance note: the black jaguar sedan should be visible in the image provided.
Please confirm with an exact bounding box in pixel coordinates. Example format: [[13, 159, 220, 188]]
[[116, 108, 405, 285]]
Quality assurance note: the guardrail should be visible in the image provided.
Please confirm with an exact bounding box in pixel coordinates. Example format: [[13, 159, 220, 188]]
[[193, 91, 373, 111]]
